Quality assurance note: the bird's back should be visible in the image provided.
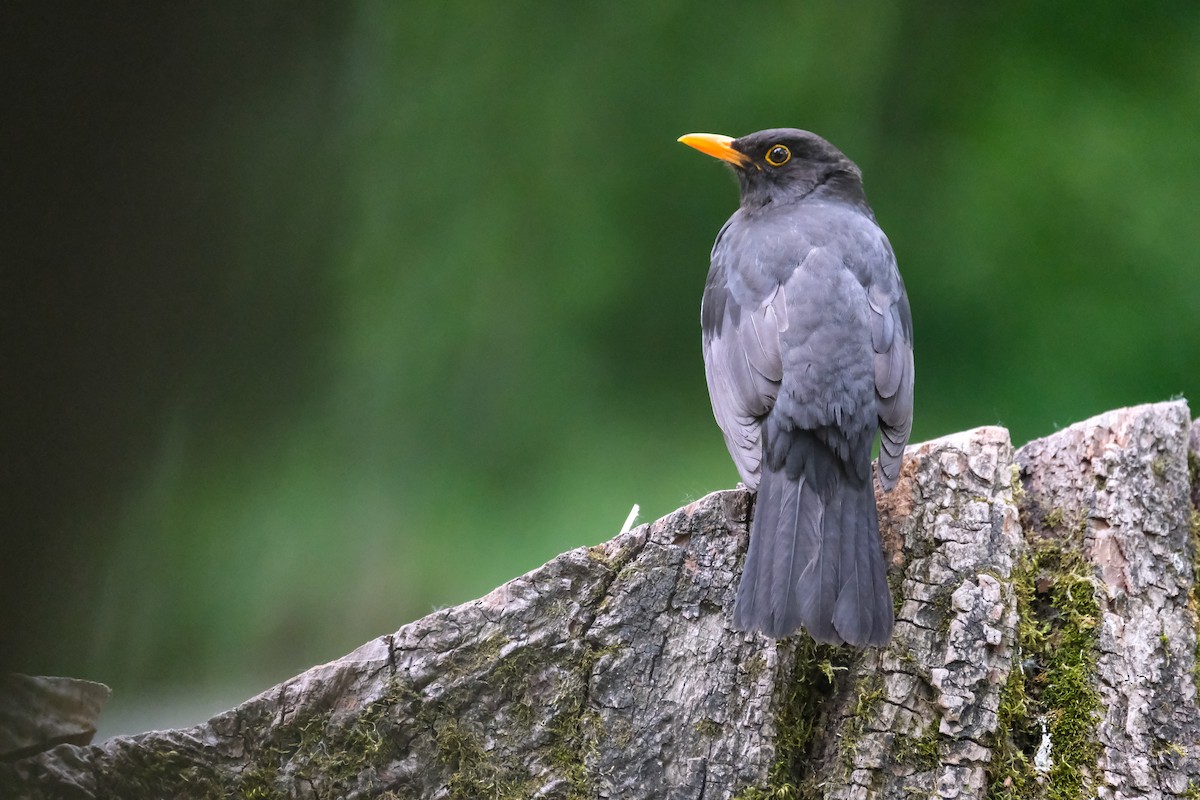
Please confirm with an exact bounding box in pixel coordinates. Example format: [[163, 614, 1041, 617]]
[[683, 128, 912, 645]]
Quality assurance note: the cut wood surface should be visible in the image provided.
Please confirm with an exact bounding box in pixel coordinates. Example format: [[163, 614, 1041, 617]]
[[0, 675, 110, 761], [2, 401, 1197, 799]]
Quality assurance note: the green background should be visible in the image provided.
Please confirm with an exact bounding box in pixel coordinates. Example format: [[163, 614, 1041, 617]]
[[4, 3, 1198, 733]]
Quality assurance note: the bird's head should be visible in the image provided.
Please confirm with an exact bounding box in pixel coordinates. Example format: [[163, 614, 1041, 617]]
[[678, 128, 866, 210]]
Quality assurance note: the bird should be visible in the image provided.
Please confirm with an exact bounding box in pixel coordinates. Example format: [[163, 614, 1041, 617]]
[[678, 129, 913, 646]]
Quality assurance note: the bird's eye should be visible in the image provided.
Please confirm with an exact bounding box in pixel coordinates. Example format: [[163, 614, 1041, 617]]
[[765, 145, 791, 166]]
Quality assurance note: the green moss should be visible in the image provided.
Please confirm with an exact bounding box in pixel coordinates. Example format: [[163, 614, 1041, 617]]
[[695, 718, 723, 738], [88, 676, 416, 799], [240, 761, 286, 800], [545, 706, 604, 799], [419, 635, 619, 799], [987, 514, 1102, 800], [538, 642, 619, 798], [1152, 455, 1169, 481], [95, 745, 227, 799], [255, 679, 409, 797], [490, 642, 544, 726], [586, 543, 615, 567], [732, 639, 849, 800], [743, 652, 768, 683], [989, 658, 1033, 800], [1153, 740, 1187, 759], [1043, 507, 1066, 530], [82, 620, 627, 798], [895, 723, 941, 772], [839, 671, 884, 767], [931, 585, 957, 635], [434, 717, 538, 799], [470, 632, 510, 672], [1010, 465, 1028, 506]]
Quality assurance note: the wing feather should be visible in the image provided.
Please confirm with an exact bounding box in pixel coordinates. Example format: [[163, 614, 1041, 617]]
[[870, 281, 914, 489], [702, 282, 787, 490]]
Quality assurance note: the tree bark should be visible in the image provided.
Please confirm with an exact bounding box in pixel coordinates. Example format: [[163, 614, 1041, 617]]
[[2, 402, 1197, 799], [1015, 402, 1200, 798]]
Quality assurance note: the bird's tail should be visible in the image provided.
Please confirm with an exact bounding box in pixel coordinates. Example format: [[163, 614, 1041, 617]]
[[732, 444, 893, 646]]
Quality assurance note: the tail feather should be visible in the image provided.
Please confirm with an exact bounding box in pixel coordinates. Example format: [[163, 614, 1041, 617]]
[[733, 472, 807, 637], [732, 451, 893, 647], [831, 482, 892, 645], [795, 483, 838, 643]]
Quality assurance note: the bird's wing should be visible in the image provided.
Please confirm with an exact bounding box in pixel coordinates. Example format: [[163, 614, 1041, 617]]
[[702, 271, 786, 490], [867, 275, 914, 489]]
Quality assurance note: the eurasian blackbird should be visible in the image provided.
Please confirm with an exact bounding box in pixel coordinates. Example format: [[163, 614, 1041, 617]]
[[679, 129, 913, 646]]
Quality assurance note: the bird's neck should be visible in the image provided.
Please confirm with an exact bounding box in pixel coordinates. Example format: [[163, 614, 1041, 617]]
[[816, 170, 873, 216], [738, 167, 872, 215]]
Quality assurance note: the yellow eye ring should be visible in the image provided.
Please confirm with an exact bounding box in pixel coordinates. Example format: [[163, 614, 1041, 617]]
[[765, 144, 791, 167]]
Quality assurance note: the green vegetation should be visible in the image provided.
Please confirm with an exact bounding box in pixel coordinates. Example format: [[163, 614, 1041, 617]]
[[895, 723, 941, 773], [733, 639, 852, 800], [839, 671, 886, 770], [101, 629, 620, 799], [987, 511, 1102, 800]]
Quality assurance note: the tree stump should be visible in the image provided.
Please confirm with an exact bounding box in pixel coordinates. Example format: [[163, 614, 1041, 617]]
[[3, 401, 1197, 799], [1014, 402, 1200, 798]]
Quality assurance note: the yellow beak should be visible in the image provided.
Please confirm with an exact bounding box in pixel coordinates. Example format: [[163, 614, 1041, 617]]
[[677, 133, 750, 167]]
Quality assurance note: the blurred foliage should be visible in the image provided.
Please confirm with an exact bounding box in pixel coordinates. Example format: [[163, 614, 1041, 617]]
[[3, 2, 1199, 725]]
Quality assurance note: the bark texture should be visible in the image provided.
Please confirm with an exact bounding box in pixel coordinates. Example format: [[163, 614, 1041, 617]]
[[1016, 402, 1200, 798], [804, 425, 1023, 799], [2, 402, 1197, 800]]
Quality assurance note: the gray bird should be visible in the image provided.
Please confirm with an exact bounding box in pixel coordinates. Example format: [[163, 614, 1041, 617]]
[[679, 129, 913, 646]]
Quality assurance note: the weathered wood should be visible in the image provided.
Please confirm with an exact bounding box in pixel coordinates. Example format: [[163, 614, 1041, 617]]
[[2, 402, 1197, 800], [0, 675, 110, 760], [792, 425, 1022, 800], [2, 491, 789, 799], [1190, 415, 1200, 514], [1015, 401, 1200, 799]]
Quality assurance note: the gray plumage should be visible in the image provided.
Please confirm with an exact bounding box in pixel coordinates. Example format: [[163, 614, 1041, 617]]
[[686, 128, 914, 646]]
